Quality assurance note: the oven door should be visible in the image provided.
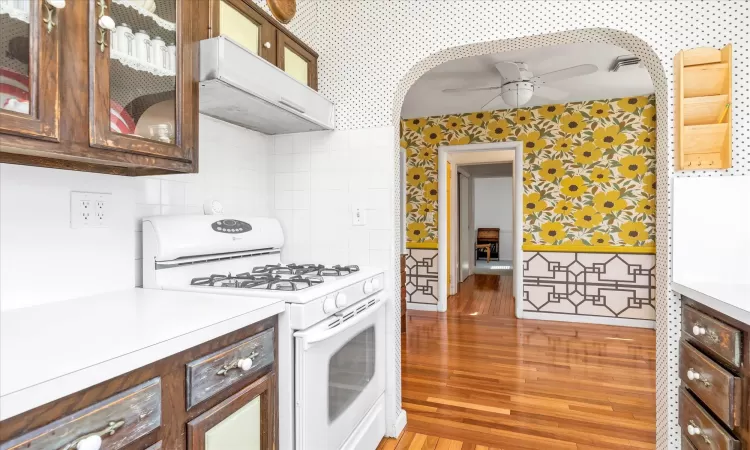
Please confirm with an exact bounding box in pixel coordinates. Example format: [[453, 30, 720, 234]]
[[294, 297, 385, 450]]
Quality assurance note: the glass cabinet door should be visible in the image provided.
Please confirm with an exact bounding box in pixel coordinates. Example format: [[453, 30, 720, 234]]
[[0, 0, 61, 141], [210, 0, 275, 64], [188, 373, 276, 450], [89, 0, 194, 163]]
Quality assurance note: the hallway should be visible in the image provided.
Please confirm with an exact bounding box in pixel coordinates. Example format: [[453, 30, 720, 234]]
[[381, 274, 657, 450]]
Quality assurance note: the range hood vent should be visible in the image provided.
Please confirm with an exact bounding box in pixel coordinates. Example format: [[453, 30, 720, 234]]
[[199, 36, 335, 135]]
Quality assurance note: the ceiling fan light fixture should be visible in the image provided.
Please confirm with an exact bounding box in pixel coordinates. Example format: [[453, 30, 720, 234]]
[[501, 82, 534, 108]]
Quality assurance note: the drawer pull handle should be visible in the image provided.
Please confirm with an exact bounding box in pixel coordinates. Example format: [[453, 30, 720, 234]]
[[687, 368, 711, 387], [60, 420, 125, 450], [687, 420, 712, 445], [692, 324, 720, 343], [217, 352, 258, 376]]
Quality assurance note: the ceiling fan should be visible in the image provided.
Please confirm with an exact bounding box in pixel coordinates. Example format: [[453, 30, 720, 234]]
[[442, 61, 598, 109]]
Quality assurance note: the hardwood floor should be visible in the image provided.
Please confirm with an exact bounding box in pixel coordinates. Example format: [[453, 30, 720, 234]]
[[447, 275, 514, 317], [384, 274, 657, 450]]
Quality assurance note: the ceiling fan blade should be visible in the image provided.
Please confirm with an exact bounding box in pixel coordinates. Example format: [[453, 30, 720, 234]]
[[494, 62, 522, 81], [531, 64, 598, 84], [443, 85, 502, 94], [481, 92, 508, 111], [533, 85, 568, 101]]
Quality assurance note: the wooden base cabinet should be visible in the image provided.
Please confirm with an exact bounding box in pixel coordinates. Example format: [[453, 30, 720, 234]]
[[679, 297, 749, 449], [188, 373, 276, 450], [0, 317, 278, 450]]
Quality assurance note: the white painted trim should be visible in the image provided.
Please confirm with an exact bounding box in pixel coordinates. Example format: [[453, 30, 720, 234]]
[[406, 302, 438, 311], [389, 409, 408, 438], [438, 141, 523, 315], [521, 311, 656, 329]]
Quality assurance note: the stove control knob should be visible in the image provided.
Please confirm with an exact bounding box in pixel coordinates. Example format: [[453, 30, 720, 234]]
[[372, 278, 381, 290], [335, 292, 348, 308], [363, 281, 373, 294], [323, 296, 337, 314]]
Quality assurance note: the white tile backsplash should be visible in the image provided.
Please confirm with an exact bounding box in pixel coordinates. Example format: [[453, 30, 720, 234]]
[[272, 127, 395, 272], [0, 122, 393, 311], [0, 115, 274, 311]]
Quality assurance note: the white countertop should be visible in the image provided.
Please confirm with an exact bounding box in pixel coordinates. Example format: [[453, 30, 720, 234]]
[[0, 288, 284, 420], [672, 282, 750, 324]]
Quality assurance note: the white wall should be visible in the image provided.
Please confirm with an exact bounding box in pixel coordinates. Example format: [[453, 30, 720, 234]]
[[473, 177, 513, 261], [673, 176, 750, 285], [0, 115, 273, 311]]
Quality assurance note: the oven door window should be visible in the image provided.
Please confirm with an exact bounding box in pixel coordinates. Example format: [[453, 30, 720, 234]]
[[328, 326, 376, 423]]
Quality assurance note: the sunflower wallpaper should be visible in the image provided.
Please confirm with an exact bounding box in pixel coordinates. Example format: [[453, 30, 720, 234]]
[[401, 95, 656, 251]]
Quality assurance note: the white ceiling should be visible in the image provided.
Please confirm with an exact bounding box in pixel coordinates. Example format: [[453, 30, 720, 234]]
[[401, 43, 655, 119]]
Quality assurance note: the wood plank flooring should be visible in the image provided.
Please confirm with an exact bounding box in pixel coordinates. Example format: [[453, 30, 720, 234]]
[[447, 275, 514, 317], [385, 274, 656, 450]]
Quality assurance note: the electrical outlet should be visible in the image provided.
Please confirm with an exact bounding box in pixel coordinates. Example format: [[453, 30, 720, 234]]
[[71, 192, 111, 228]]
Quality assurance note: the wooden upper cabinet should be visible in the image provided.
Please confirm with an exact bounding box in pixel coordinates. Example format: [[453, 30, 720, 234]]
[[0, 0, 202, 175], [208, 0, 317, 90], [211, 0, 276, 64], [0, 0, 61, 142], [89, 0, 195, 163], [276, 30, 317, 90]]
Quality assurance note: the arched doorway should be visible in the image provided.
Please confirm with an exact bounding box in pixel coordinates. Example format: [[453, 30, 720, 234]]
[[388, 27, 671, 443]]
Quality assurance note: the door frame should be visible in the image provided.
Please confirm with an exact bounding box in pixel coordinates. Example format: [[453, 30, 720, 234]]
[[437, 141, 523, 316]]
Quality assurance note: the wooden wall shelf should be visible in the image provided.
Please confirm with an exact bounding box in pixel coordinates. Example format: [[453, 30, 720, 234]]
[[674, 44, 732, 171]]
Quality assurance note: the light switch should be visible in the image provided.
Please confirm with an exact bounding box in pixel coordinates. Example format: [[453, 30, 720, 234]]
[[352, 206, 366, 226]]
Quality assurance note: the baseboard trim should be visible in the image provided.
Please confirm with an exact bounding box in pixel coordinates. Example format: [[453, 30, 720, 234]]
[[406, 302, 438, 311], [521, 311, 655, 329], [389, 409, 407, 438]]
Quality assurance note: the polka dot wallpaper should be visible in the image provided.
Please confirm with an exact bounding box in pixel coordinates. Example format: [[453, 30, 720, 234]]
[[282, 2, 749, 446]]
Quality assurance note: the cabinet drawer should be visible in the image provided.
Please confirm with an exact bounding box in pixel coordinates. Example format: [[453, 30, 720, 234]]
[[682, 306, 741, 368], [1, 378, 161, 450], [187, 328, 274, 409], [682, 434, 698, 449], [679, 340, 741, 428], [679, 388, 740, 450]]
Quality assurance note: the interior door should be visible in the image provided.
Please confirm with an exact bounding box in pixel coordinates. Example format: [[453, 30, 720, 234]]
[[188, 373, 276, 450], [459, 173, 471, 282], [88, 0, 195, 164], [446, 161, 451, 294], [294, 300, 385, 450], [0, 0, 61, 142]]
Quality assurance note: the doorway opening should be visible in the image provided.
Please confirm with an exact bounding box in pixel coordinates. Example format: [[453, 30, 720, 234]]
[[394, 37, 659, 448], [437, 142, 523, 315]]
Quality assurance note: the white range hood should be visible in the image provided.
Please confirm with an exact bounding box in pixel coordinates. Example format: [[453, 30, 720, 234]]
[[199, 36, 335, 135]]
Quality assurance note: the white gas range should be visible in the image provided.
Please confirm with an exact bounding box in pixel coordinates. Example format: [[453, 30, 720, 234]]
[[142, 215, 386, 450]]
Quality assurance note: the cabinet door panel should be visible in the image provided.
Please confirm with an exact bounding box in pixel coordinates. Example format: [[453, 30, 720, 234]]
[[188, 372, 277, 450], [276, 30, 316, 90], [88, 0, 195, 163], [209, 0, 275, 64], [0, 0, 60, 141]]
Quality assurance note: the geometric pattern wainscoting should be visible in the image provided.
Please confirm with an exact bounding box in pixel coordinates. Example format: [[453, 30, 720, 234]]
[[523, 251, 656, 321], [405, 248, 439, 305]]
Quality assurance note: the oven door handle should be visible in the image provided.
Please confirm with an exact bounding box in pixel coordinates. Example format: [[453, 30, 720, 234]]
[[294, 298, 384, 347]]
